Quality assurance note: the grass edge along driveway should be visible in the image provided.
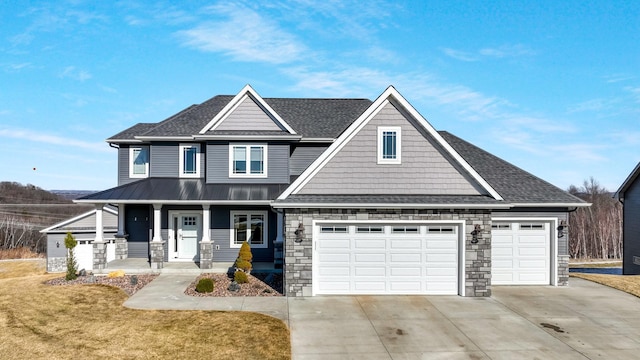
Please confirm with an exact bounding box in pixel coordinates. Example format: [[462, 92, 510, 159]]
[[0, 260, 290, 360]]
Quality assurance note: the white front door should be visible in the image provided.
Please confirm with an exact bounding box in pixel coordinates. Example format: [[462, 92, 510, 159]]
[[170, 213, 201, 261]]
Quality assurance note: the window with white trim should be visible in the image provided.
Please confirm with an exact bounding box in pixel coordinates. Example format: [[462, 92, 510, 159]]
[[179, 144, 201, 177], [129, 146, 149, 178], [377, 126, 401, 164], [229, 144, 267, 177], [230, 211, 267, 248]]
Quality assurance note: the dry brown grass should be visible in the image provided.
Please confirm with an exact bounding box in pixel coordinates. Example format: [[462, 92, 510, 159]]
[[0, 247, 44, 260], [571, 273, 640, 298], [569, 258, 622, 268], [0, 261, 291, 360]]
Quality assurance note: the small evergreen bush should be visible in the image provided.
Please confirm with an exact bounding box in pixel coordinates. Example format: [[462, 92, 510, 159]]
[[234, 270, 248, 284], [195, 278, 215, 293], [235, 259, 252, 272], [64, 232, 78, 281], [238, 241, 253, 263]]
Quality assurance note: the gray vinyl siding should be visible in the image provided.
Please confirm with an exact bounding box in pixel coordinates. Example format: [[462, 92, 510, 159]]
[[290, 145, 329, 175], [118, 145, 150, 185], [623, 179, 640, 274], [206, 142, 289, 184], [492, 210, 569, 255], [150, 142, 179, 177], [128, 242, 149, 258], [215, 96, 283, 131], [297, 101, 482, 195]]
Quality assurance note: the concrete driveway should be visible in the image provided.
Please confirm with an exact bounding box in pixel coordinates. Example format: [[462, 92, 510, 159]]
[[288, 278, 640, 359]]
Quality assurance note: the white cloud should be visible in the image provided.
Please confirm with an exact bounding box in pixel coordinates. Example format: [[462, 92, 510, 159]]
[[443, 44, 535, 61], [441, 48, 478, 62], [603, 74, 634, 83], [0, 128, 109, 153], [59, 66, 92, 81], [177, 3, 306, 64]]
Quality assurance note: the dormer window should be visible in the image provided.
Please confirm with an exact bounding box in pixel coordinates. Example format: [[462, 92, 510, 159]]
[[129, 146, 149, 178], [180, 144, 201, 177], [377, 126, 401, 164], [229, 144, 267, 178]]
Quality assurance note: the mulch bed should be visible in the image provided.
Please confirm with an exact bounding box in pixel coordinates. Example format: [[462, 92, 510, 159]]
[[185, 273, 283, 297], [45, 274, 158, 296]]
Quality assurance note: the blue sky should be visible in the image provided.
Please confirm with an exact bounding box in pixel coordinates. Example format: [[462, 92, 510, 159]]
[[1, 1, 638, 191]]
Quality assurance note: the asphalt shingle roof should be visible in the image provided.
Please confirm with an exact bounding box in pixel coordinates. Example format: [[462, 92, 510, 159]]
[[440, 131, 585, 204], [107, 96, 372, 140]]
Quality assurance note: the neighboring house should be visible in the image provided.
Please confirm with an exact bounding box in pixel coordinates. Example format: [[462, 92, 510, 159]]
[[615, 162, 640, 274], [41, 206, 118, 272], [70, 85, 587, 297]]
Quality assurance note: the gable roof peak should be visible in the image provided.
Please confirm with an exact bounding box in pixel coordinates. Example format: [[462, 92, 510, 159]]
[[198, 84, 297, 135]]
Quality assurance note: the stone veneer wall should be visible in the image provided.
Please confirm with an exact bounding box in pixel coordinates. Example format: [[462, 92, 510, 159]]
[[558, 255, 570, 286], [200, 242, 214, 269], [93, 241, 107, 270], [115, 238, 128, 260], [150, 241, 165, 270], [47, 257, 66, 272], [284, 208, 492, 297]]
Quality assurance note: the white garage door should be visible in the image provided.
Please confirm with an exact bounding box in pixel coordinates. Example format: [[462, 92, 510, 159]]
[[314, 223, 459, 295], [491, 221, 550, 285]]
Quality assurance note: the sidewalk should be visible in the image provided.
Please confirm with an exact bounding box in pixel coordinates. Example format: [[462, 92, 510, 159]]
[[123, 273, 289, 323]]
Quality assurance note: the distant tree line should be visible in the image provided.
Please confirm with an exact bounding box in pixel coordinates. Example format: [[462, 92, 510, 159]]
[[0, 182, 92, 254], [568, 177, 622, 259]]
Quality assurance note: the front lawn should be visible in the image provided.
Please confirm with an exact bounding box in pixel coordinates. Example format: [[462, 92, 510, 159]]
[[0, 260, 291, 360], [571, 272, 640, 298]]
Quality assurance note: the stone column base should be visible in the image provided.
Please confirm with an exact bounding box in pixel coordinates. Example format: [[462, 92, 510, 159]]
[[150, 241, 165, 270], [93, 241, 107, 270], [200, 242, 214, 269], [115, 237, 128, 260]]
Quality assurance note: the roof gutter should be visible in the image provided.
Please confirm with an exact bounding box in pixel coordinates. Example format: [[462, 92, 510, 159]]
[[271, 202, 513, 209], [509, 202, 591, 208], [74, 199, 273, 205]]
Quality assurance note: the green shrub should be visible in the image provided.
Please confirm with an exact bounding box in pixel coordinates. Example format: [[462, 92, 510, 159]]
[[238, 241, 253, 263], [195, 278, 215, 293], [235, 259, 252, 272], [64, 232, 78, 281], [234, 270, 248, 284]]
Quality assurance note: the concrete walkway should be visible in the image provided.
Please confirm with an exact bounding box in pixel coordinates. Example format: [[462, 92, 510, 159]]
[[124, 273, 289, 322], [126, 274, 640, 359]]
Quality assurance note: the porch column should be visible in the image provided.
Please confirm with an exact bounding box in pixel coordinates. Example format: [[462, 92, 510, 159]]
[[274, 210, 284, 269], [93, 204, 107, 270], [152, 204, 162, 242], [200, 204, 214, 269], [150, 203, 164, 270], [115, 204, 128, 260]]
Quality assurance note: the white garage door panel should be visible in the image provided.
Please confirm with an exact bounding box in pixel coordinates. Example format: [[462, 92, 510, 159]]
[[491, 221, 550, 285], [315, 223, 459, 295]]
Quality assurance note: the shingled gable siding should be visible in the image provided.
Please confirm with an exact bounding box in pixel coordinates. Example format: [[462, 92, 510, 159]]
[[623, 179, 640, 274], [284, 208, 492, 297], [297, 101, 482, 195], [214, 96, 283, 131], [206, 142, 290, 184], [289, 145, 329, 176]]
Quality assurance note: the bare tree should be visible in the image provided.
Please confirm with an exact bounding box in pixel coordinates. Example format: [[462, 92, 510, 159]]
[[568, 177, 622, 259]]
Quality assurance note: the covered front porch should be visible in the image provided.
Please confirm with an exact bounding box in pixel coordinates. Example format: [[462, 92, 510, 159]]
[[94, 258, 281, 274]]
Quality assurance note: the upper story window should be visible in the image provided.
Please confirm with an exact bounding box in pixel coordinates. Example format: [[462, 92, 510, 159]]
[[229, 144, 267, 178], [179, 143, 201, 178], [377, 126, 401, 164], [129, 147, 149, 178]]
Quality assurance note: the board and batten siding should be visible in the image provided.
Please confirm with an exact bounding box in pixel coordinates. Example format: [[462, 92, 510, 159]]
[[297, 101, 482, 195], [623, 179, 640, 274], [215, 96, 283, 131], [290, 145, 329, 176], [492, 210, 569, 255], [206, 143, 289, 183]]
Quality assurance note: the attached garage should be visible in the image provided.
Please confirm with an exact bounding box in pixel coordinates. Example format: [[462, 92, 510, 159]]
[[491, 220, 552, 285], [313, 222, 461, 295]]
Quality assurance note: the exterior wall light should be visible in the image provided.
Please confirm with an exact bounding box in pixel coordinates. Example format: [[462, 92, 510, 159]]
[[557, 220, 568, 238], [471, 224, 481, 244], [294, 223, 305, 243]]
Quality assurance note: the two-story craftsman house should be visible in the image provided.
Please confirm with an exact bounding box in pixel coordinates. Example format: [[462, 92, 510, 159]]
[[49, 85, 587, 297]]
